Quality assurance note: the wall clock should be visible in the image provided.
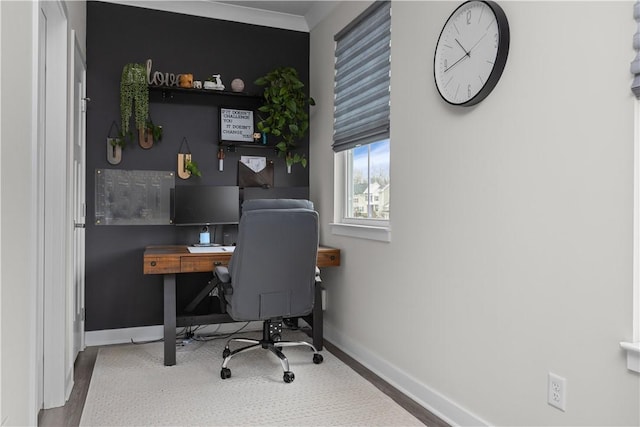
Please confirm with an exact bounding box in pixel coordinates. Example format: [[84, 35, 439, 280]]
[[433, 0, 510, 106]]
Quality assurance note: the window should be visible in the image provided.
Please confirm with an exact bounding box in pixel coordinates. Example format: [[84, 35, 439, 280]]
[[346, 140, 389, 220], [331, 1, 391, 241]]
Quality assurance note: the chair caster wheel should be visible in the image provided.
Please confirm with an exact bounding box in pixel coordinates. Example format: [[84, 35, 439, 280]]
[[283, 371, 295, 383], [222, 348, 231, 358], [313, 353, 323, 364], [220, 368, 231, 379]]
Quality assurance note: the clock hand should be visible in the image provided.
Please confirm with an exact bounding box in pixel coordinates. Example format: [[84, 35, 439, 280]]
[[455, 38, 471, 57], [467, 33, 487, 54], [444, 53, 470, 73], [445, 33, 488, 73]]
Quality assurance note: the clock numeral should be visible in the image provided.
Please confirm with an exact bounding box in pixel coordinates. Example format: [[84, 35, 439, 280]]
[[444, 58, 448, 69], [467, 84, 472, 98], [466, 10, 471, 25], [494, 33, 498, 48]]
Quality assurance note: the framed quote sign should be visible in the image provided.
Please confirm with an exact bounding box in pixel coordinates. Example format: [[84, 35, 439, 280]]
[[220, 108, 254, 143]]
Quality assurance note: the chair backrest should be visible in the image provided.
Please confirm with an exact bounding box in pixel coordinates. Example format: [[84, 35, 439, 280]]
[[227, 199, 319, 321]]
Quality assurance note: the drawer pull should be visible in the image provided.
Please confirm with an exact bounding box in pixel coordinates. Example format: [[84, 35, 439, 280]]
[[151, 261, 157, 267], [330, 256, 335, 260], [214, 261, 222, 266]]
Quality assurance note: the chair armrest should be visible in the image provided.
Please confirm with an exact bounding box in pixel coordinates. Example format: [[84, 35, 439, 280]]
[[213, 266, 233, 313], [214, 265, 233, 298], [214, 265, 231, 283]]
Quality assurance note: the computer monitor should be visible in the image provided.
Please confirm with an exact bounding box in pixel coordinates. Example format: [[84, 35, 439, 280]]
[[173, 185, 240, 226]]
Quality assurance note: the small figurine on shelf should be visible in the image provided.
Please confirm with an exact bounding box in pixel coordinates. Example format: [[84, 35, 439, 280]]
[[204, 74, 225, 90], [178, 74, 193, 88]]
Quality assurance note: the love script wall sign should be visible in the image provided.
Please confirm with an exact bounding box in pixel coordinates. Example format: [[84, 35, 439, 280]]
[[146, 58, 188, 87]]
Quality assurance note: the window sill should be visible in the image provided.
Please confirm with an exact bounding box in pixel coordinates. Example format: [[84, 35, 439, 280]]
[[620, 342, 640, 373], [330, 222, 391, 242]]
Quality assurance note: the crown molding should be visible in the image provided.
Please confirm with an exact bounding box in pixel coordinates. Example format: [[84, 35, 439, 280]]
[[305, 1, 339, 31], [102, 0, 312, 32]]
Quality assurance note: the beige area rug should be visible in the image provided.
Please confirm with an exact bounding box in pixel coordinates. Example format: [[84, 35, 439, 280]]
[[79, 330, 424, 426]]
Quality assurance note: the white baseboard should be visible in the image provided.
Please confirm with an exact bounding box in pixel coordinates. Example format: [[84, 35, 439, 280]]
[[85, 325, 165, 346], [85, 322, 264, 347], [323, 322, 490, 427]]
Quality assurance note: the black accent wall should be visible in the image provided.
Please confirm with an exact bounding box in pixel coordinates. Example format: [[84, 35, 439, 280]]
[[86, 2, 310, 331]]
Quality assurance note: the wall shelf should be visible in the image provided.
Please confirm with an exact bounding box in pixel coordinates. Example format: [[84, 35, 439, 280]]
[[219, 140, 278, 152], [148, 85, 263, 102]]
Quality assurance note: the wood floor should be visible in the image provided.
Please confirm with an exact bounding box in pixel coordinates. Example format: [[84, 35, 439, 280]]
[[38, 339, 449, 427]]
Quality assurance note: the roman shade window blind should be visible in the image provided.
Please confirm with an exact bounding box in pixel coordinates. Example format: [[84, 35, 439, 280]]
[[632, 1, 640, 97], [333, 1, 391, 153]]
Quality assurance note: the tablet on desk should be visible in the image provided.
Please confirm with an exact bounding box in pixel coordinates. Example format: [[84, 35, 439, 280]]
[[187, 246, 236, 254]]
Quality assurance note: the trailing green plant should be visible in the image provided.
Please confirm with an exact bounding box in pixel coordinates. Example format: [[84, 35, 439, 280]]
[[184, 158, 202, 177], [255, 67, 315, 167], [120, 63, 149, 134], [107, 120, 131, 148], [144, 119, 163, 142], [286, 152, 305, 168], [109, 132, 127, 148]]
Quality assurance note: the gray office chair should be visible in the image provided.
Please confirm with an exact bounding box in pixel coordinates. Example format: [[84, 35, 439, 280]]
[[215, 199, 323, 383]]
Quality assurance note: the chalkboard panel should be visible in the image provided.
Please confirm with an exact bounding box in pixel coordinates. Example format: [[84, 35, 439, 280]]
[[95, 169, 174, 225]]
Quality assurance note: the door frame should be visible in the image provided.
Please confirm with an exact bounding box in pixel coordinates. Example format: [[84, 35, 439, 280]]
[[37, 0, 71, 410]]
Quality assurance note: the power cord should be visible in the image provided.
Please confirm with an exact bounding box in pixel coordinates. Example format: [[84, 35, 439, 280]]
[[130, 322, 257, 346], [193, 322, 252, 341], [130, 326, 191, 345]]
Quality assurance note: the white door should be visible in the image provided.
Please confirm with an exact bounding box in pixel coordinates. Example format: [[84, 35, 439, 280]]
[[40, 0, 69, 409], [72, 35, 87, 358]]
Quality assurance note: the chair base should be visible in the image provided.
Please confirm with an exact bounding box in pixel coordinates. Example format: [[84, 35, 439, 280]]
[[220, 320, 323, 383]]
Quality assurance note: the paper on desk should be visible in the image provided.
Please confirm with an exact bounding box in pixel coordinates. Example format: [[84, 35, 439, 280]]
[[187, 246, 236, 253], [240, 156, 266, 173]]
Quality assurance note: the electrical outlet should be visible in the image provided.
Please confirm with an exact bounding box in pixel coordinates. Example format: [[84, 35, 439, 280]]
[[548, 372, 567, 411]]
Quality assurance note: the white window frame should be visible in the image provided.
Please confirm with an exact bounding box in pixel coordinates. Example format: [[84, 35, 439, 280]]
[[620, 99, 640, 373], [331, 150, 391, 242], [330, 1, 391, 243]]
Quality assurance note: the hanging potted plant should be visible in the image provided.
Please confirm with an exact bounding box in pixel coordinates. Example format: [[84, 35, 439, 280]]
[[177, 137, 202, 179], [138, 118, 163, 149], [184, 158, 202, 177], [255, 66, 315, 168], [120, 62, 149, 135], [106, 121, 127, 165]]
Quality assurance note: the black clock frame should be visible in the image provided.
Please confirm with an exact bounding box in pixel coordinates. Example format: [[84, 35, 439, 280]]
[[433, 0, 510, 107]]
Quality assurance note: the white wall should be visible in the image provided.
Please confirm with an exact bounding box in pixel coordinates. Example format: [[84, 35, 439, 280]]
[[1, 0, 86, 423], [1, 2, 38, 424], [311, 1, 640, 425]]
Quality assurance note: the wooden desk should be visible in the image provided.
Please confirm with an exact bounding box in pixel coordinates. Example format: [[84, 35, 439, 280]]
[[143, 245, 341, 366]]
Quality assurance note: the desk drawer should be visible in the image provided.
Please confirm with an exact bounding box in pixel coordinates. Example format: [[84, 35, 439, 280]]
[[144, 256, 180, 274], [317, 250, 340, 268], [181, 256, 228, 273]]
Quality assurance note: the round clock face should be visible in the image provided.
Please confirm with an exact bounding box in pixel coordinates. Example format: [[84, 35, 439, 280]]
[[433, 0, 510, 106]]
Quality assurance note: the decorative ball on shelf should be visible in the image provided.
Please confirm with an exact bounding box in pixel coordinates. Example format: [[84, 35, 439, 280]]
[[231, 78, 245, 93]]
